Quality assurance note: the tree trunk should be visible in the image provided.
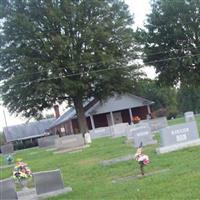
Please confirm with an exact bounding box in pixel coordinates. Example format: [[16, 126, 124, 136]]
[[73, 97, 88, 136]]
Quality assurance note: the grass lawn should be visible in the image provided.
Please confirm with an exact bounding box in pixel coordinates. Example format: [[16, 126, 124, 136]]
[[1, 116, 200, 199]]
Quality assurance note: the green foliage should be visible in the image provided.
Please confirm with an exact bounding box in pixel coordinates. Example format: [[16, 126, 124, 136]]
[[139, 0, 200, 85], [177, 84, 200, 114], [0, 0, 141, 133], [134, 78, 178, 118], [0, 0, 139, 115]]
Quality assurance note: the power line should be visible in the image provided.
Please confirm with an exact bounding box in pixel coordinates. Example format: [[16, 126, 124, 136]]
[[2, 42, 200, 81], [2, 51, 200, 88]]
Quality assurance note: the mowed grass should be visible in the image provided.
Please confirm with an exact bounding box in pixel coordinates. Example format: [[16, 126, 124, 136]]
[[1, 116, 200, 199]]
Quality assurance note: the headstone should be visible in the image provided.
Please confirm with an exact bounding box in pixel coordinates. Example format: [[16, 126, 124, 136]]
[[33, 169, 72, 198], [143, 117, 168, 132], [89, 127, 112, 139], [127, 123, 157, 147], [38, 135, 59, 148], [0, 143, 14, 155], [84, 132, 92, 144], [156, 121, 200, 154], [55, 134, 85, 152], [112, 123, 129, 138], [0, 178, 18, 200], [184, 111, 195, 122]]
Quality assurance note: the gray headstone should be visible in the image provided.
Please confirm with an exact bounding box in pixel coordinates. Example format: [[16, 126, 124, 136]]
[[112, 123, 129, 138], [156, 121, 200, 154], [89, 127, 112, 139], [0, 143, 14, 155], [38, 135, 59, 148], [55, 134, 85, 150], [184, 111, 195, 122], [33, 169, 64, 195], [127, 123, 156, 147], [0, 178, 18, 200], [142, 117, 168, 132]]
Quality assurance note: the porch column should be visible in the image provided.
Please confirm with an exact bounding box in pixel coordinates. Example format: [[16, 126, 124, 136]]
[[89, 114, 95, 133], [110, 112, 115, 126], [129, 108, 133, 124], [69, 120, 74, 134], [147, 105, 151, 114]]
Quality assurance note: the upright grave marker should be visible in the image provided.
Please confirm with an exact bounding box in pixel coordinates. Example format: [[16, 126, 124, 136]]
[[89, 127, 112, 139], [127, 123, 157, 147], [0, 143, 14, 155], [184, 111, 195, 122], [148, 117, 168, 132], [38, 135, 59, 148], [0, 178, 18, 200], [33, 169, 72, 198], [54, 134, 85, 153], [156, 121, 200, 154], [112, 123, 129, 138]]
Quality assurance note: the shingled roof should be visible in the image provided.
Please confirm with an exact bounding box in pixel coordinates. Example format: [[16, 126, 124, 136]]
[[3, 118, 55, 142]]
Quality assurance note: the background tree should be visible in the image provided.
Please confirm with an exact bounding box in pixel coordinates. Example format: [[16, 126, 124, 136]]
[[139, 0, 200, 86], [177, 84, 200, 114], [134, 78, 178, 118], [0, 0, 140, 134]]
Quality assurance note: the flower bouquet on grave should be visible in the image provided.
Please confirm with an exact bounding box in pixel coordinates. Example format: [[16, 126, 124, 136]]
[[13, 159, 32, 188], [132, 116, 141, 124], [134, 142, 150, 176]]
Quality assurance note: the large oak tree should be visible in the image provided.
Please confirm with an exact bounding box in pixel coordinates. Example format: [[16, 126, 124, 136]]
[[0, 0, 139, 134]]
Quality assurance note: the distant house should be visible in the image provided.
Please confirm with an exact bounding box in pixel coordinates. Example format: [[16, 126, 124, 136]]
[[3, 118, 55, 144], [48, 94, 154, 135]]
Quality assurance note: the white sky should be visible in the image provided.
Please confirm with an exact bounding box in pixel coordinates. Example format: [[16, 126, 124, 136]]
[[0, 0, 155, 131]]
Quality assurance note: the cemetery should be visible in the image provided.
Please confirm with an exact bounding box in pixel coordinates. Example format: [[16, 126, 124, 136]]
[[1, 114, 200, 199]]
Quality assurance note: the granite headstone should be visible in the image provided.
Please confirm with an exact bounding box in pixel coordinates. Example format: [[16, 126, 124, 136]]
[[184, 111, 195, 122], [156, 121, 200, 154], [89, 127, 112, 139], [38, 135, 59, 148], [0, 178, 18, 200], [112, 123, 129, 138], [0, 143, 14, 155], [33, 169, 72, 198], [127, 123, 156, 147]]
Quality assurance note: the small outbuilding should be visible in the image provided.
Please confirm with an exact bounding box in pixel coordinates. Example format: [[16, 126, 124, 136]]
[[3, 118, 55, 146]]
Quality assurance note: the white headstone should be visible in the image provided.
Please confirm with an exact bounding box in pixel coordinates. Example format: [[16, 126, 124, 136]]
[[84, 132, 92, 144]]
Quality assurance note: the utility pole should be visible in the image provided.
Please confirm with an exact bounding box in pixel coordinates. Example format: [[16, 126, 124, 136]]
[[3, 110, 8, 128]]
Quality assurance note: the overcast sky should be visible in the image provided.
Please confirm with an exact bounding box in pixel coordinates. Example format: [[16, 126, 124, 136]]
[[0, 0, 153, 131]]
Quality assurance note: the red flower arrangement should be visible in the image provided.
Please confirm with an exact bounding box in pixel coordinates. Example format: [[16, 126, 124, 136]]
[[132, 116, 141, 124]]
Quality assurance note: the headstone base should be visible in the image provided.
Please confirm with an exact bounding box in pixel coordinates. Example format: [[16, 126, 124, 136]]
[[37, 187, 72, 199], [53, 145, 86, 154], [156, 139, 200, 154]]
